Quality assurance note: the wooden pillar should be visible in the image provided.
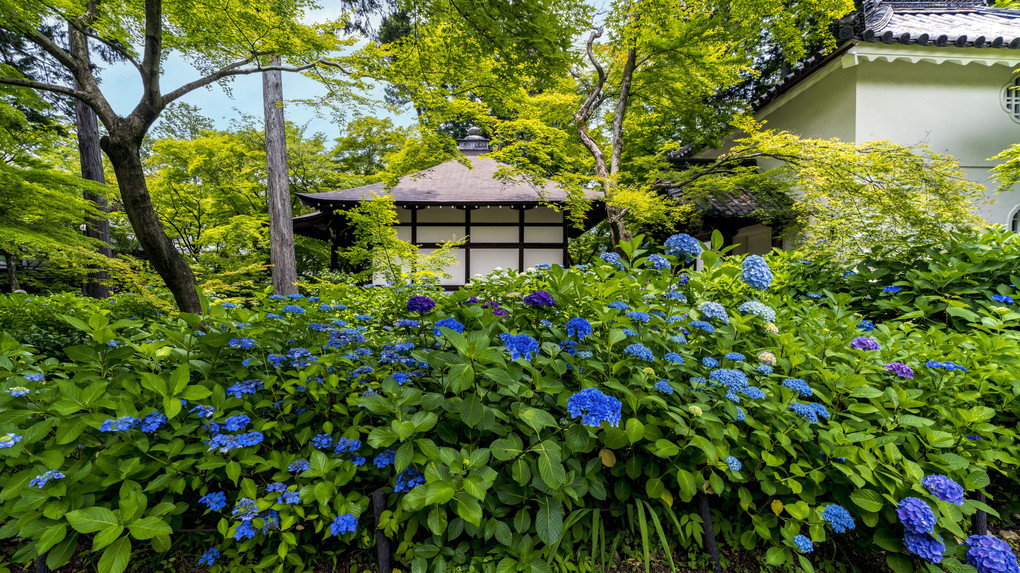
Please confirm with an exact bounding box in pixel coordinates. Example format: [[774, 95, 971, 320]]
[[70, 26, 112, 299], [263, 55, 299, 295]]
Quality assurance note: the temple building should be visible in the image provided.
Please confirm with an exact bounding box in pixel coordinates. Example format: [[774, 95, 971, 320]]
[[292, 128, 602, 286]]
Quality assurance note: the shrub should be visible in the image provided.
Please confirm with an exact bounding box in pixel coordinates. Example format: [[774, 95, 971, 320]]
[[0, 234, 1017, 573]]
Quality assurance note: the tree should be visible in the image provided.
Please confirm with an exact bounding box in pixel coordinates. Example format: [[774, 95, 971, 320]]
[[0, 0, 356, 312], [668, 125, 984, 260], [566, 0, 853, 243]]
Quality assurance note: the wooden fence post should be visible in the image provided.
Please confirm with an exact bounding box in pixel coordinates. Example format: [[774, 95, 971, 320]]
[[975, 492, 988, 536], [372, 489, 394, 573], [697, 494, 722, 573]]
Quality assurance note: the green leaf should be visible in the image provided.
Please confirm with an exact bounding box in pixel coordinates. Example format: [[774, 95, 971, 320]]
[[368, 426, 398, 448], [491, 436, 524, 461], [425, 482, 457, 505], [461, 393, 484, 428], [36, 523, 67, 554], [535, 442, 565, 489], [455, 494, 483, 527], [765, 546, 786, 566], [520, 408, 558, 434], [653, 439, 679, 457], [448, 363, 474, 393], [886, 553, 914, 573], [850, 490, 884, 513], [625, 418, 645, 444], [676, 470, 698, 502], [849, 386, 884, 399], [535, 497, 563, 545], [97, 536, 131, 573], [66, 507, 119, 533], [127, 517, 172, 540], [46, 536, 78, 570], [94, 525, 125, 551]]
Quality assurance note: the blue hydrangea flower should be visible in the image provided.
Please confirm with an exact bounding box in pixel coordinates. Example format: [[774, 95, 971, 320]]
[[330, 514, 358, 536], [223, 414, 250, 432], [234, 521, 258, 540], [356, 314, 373, 321], [991, 294, 1014, 304], [794, 535, 813, 553], [725, 456, 741, 471], [709, 368, 747, 388], [333, 437, 362, 454], [600, 252, 625, 269], [288, 460, 310, 473], [229, 337, 257, 350], [622, 328, 638, 337], [351, 455, 366, 466], [395, 467, 425, 492], [374, 450, 396, 468], [857, 320, 875, 331], [567, 388, 622, 427], [646, 254, 670, 270], [232, 498, 259, 522], [137, 412, 167, 433], [702, 357, 719, 368], [883, 285, 902, 293], [654, 380, 673, 395], [608, 301, 630, 311], [500, 333, 540, 361], [197, 548, 220, 567], [282, 305, 305, 314], [664, 233, 702, 261], [311, 434, 333, 449], [23, 374, 44, 382], [626, 311, 651, 323], [964, 535, 1020, 573], [664, 352, 683, 364], [897, 497, 936, 534], [822, 505, 856, 533], [737, 301, 777, 322], [735, 407, 745, 421], [740, 255, 773, 290], [670, 334, 688, 344], [724, 352, 745, 361], [790, 403, 820, 423], [921, 474, 965, 506], [624, 344, 654, 361], [566, 318, 593, 340], [434, 318, 464, 336], [663, 290, 687, 302], [757, 365, 773, 375], [200, 491, 227, 511], [226, 379, 262, 398], [29, 470, 65, 488], [287, 293, 304, 299], [100, 416, 138, 432], [699, 302, 729, 324], [905, 531, 945, 564], [782, 378, 812, 398], [266, 482, 287, 493], [7, 387, 28, 397]]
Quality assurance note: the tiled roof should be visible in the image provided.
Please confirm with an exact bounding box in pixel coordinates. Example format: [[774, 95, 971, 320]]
[[297, 155, 594, 208], [665, 188, 791, 219], [845, 0, 1020, 47]]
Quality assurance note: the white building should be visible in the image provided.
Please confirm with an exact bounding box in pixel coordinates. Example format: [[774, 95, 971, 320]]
[[293, 129, 603, 286], [748, 0, 1020, 230]]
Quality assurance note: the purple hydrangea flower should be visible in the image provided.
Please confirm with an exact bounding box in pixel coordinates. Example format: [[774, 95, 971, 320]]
[[964, 535, 1020, 573], [406, 296, 436, 314], [921, 474, 965, 505], [896, 497, 936, 534], [885, 362, 914, 379], [850, 336, 880, 351], [523, 290, 556, 307]]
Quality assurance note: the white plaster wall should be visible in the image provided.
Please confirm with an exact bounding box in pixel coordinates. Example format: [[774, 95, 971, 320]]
[[758, 64, 857, 144]]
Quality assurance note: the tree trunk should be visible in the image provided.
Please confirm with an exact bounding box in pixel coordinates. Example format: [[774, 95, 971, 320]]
[[3, 252, 19, 292], [101, 136, 202, 313], [71, 26, 112, 300], [262, 56, 298, 295]]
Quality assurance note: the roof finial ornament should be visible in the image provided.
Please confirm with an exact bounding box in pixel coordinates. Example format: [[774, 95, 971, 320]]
[[458, 125, 490, 155]]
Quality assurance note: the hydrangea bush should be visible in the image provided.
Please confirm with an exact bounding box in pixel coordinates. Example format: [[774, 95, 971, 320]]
[[0, 232, 1018, 573]]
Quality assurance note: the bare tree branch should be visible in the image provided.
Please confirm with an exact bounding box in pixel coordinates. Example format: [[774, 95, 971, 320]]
[[161, 58, 352, 107], [0, 76, 88, 101]]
